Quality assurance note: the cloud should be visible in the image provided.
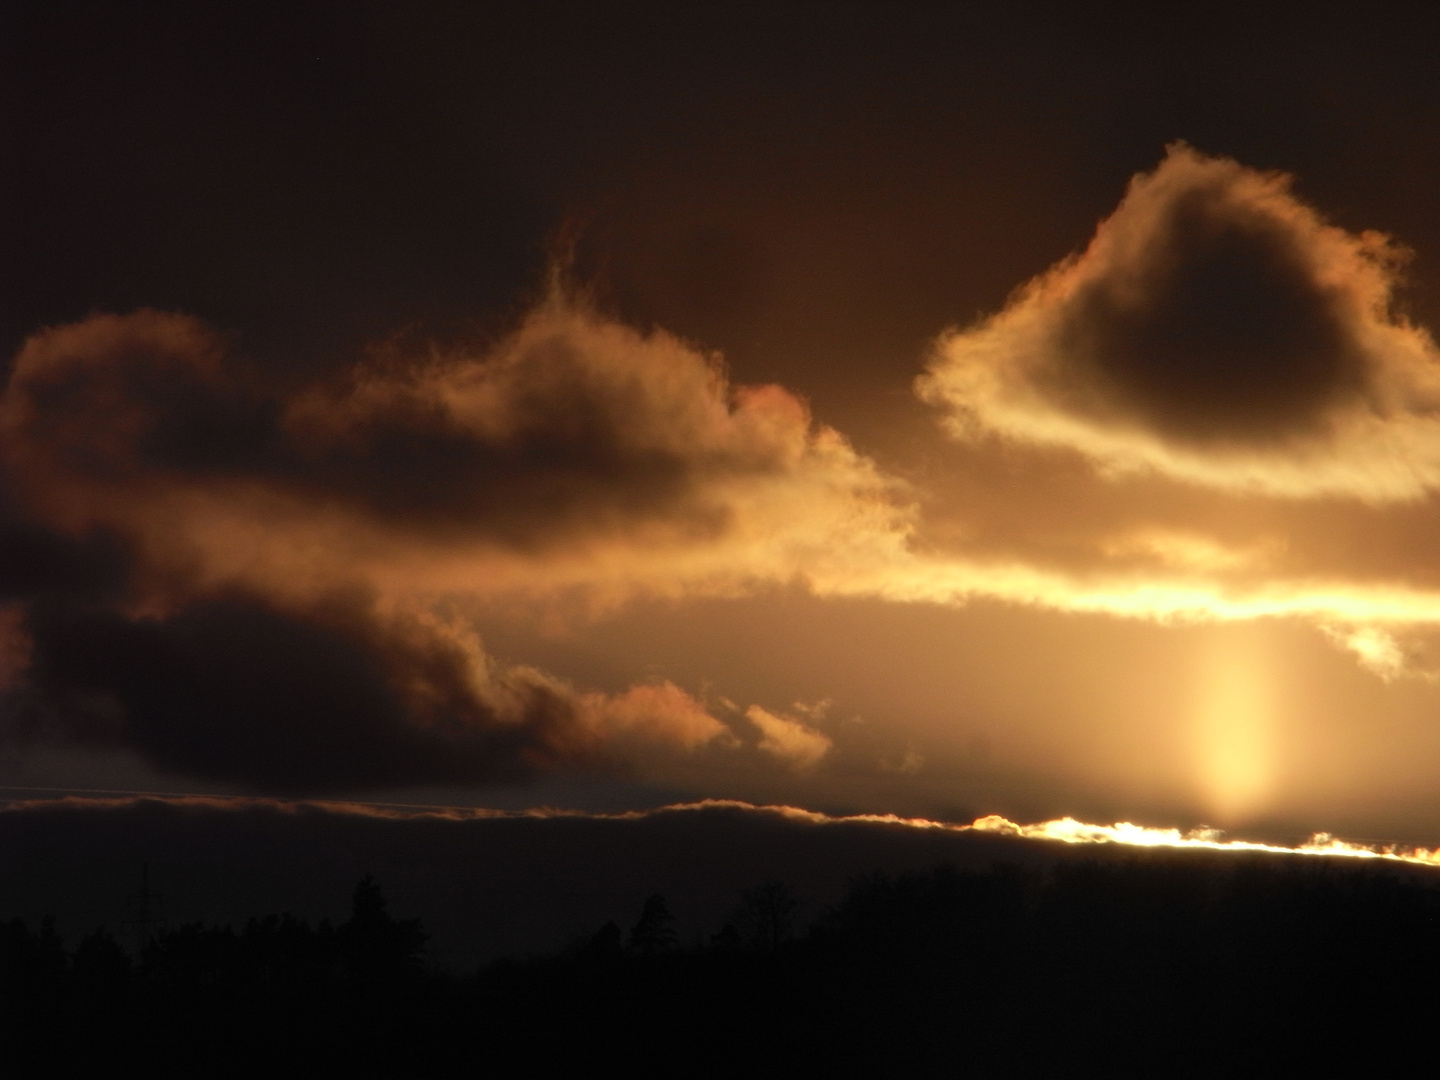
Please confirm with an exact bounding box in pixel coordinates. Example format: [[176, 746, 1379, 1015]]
[[746, 705, 833, 770], [0, 290, 902, 790], [1, 299, 905, 603], [918, 143, 1440, 501], [21, 152, 1440, 797], [10, 589, 735, 792], [0, 604, 28, 692], [587, 681, 736, 752], [1315, 623, 1440, 683]]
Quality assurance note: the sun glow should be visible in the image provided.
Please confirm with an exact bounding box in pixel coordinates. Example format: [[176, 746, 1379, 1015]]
[[1191, 633, 1276, 823], [968, 814, 1440, 867]]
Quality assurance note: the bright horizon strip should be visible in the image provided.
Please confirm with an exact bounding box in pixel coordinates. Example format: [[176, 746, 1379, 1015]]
[[964, 814, 1440, 868], [5, 787, 1440, 869]]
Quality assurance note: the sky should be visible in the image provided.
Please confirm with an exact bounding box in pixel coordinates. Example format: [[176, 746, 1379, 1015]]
[[9, 1, 1440, 845]]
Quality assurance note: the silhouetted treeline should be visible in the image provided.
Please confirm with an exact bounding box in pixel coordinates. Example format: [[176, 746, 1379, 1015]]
[[6, 854, 1439, 1077]]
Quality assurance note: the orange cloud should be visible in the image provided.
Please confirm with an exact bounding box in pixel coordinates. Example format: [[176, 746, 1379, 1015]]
[[585, 681, 734, 751], [746, 705, 833, 770]]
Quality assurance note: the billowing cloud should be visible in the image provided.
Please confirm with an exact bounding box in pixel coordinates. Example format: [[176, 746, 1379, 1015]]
[[2, 299, 905, 601], [918, 144, 1440, 501], [0, 290, 901, 790], [23, 148, 1440, 799]]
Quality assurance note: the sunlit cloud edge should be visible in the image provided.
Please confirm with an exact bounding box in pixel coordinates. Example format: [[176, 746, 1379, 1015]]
[[5, 789, 1439, 870]]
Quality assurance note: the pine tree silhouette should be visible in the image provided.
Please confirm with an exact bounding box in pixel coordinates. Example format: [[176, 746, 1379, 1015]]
[[338, 874, 427, 985], [628, 894, 676, 955]]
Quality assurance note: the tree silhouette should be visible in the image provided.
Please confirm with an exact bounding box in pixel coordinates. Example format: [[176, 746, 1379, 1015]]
[[71, 926, 131, 993], [709, 922, 742, 951], [578, 921, 624, 962], [732, 882, 801, 952], [338, 874, 427, 985], [628, 894, 676, 955]]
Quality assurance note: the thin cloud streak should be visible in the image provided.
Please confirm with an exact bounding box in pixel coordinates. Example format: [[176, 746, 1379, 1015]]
[[6, 791, 1439, 870]]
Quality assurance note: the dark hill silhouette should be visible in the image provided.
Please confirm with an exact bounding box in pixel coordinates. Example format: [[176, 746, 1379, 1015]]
[[5, 854, 1440, 1076]]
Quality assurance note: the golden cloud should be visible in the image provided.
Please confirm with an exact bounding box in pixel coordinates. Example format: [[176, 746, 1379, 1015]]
[[746, 705, 833, 770]]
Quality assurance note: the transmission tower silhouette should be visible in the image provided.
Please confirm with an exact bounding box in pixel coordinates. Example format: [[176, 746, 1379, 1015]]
[[122, 863, 166, 957]]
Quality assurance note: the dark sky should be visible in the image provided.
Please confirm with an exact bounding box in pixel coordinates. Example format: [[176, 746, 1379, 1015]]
[[13, 3, 1440, 419], [11, 2, 1440, 842]]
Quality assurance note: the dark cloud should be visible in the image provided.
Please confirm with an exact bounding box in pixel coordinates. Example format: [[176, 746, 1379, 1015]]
[[4, 585, 735, 792], [282, 306, 755, 546], [0, 516, 133, 605], [16, 594, 593, 791], [920, 145, 1440, 499], [0, 293, 896, 792], [1052, 169, 1368, 443], [1, 311, 278, 491]]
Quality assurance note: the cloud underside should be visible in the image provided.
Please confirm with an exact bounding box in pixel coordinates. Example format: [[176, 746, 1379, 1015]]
[[14, 145, 1440, 789]]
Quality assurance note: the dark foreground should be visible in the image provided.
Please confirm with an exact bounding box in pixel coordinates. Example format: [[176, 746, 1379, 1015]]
[[5, 854, 1436, 1077]]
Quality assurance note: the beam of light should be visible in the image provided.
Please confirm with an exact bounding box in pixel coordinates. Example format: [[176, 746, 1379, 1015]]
[[1190, 633, 1275, 822], [4, 790, 1440, 869]]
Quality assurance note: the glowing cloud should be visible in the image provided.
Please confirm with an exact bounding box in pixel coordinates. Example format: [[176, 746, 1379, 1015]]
[[1320, 624, 1412, 681], [746, 705, 834, 770], [0, 298, 906, 605], [918, 143, 1440, 501]]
